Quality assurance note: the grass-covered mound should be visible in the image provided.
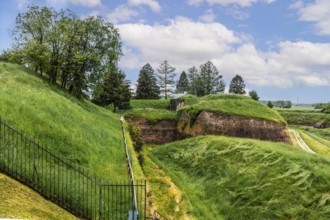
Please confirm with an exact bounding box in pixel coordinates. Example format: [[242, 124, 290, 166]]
[[124, 108, 176, 124], [130, 99, 170, 109], [0, 62, 143, 181], [0, 172, 76, 219], [178, 94, 286, 125], [149, 136, 330, 219]]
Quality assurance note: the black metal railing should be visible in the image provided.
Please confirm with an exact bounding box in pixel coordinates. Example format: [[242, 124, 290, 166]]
[[0, 119, 147, 219], [153, 210, 168, 220]]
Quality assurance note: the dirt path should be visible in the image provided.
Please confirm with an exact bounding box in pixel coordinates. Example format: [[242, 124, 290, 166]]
[[289, 129, 316, 154]]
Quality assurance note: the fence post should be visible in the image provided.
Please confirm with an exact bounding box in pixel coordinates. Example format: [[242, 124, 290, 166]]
[[99, 184, 102, 220]]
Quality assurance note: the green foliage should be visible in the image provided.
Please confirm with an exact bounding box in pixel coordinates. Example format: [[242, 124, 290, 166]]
[[176, 71, 189, 93], [267, 100, 274, 108], [128, 124, 144, 166], [280, 111, 329, 125], [267, 100, 293, 108], [0, 173, 77, 219], [322, 103, 330, 114], [135, 63, 160, 99], [150, 135, 330, 220], [178, 94, 286, 125], [157, 60, 176, 100], [124, 108, 177, 124], [128, 124, 143, 152], [130, 99, 170, 109], [12, 5, 122, 98], [176, 94, 200, 105], [187, 61, 225, 96], [229, 74, 246, 94], [95, 69, 131, 112], [0, 62, 144, 181], [249, 90, 259, 101]]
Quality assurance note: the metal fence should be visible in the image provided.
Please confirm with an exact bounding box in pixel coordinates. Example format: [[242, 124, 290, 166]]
[[0, 119, 147, 219]]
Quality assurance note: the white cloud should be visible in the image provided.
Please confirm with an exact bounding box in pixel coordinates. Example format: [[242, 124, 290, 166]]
[[128, 0, 161, 12], [199, 9, 216, 22], [187, 0, 276, 7], [118, 17, 240, 70], [107, 5, 139, 24], [294, 0, 330, 35], [46, 0, 101, 7], [118, 18, 330, 88]]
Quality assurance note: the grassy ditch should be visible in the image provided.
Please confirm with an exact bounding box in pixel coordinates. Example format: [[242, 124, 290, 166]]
[[148, 136, 330, 220]]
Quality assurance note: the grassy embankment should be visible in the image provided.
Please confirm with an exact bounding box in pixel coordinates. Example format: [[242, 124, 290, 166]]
[[277, 107, 329, 126], [145, 136, 330, 220], [0, 62, 143, 180], [0, 173, 77, 220], [0, 62, 144, 217], [127, 94, 286, 125]]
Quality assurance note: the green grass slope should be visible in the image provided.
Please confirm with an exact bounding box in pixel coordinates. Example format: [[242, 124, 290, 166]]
[[178, 94, 286, 125], [0, 62, 143, 181], [148, 136, 330, 220], [0, 172, 77, 220], [130, 99, 170, 109]]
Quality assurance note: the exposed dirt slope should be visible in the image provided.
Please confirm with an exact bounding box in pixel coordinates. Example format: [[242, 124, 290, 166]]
[[178, 110, 291, 144]]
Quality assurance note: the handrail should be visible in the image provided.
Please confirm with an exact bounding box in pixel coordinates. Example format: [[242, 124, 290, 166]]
[[120, 116, 138, 216]]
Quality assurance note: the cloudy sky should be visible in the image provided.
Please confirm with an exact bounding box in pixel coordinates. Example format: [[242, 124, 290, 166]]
[[1, 0, 330, 103]]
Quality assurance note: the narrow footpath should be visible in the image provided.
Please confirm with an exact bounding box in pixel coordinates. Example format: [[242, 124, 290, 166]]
[[289, 129, 316, 154]]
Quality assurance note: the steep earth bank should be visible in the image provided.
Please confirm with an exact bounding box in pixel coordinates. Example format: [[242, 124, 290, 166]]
[[126, 118, 178, 145], [178, 110, 291, 144]]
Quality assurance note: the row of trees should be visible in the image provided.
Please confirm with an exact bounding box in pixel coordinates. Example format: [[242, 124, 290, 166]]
[[266, 100, 293, 109], [1, 5, 131, 110], [135, 60, 255, 100]]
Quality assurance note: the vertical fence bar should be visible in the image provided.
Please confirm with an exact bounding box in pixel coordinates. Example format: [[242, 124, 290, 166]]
[[99, 185, 102, 220]]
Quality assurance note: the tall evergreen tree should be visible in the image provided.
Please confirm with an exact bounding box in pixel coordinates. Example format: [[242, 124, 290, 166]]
[[157, 60, 176, 100], [188, 61, 225, 96], [229, 74, 246, 94], [187, 66, 202, 96], [97, 69, 131, 112], [135, 63, 160, 99], [176, 71, 189, 94]]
